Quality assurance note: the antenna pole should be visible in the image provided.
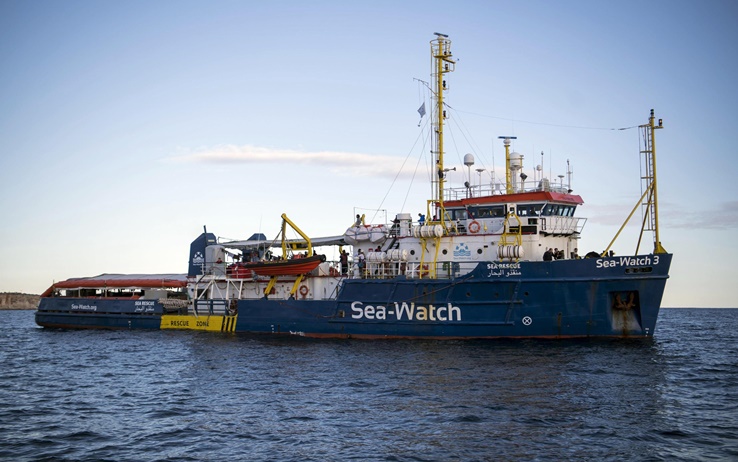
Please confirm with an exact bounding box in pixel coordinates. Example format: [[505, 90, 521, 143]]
[[646, 109, 666, 253], [431, 33, 454, 224], [605, 110, 667, 257]]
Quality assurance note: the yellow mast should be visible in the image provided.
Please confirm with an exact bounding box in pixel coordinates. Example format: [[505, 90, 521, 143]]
[[646, 109, 666, 254], [498, 136, 517, 194], [602, 109, 666, 256], [430, 33, 455, 224]]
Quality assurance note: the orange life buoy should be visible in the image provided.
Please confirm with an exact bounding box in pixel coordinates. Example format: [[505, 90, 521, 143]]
[[468, 220, 481, 234], [299, 285, 309, 297]]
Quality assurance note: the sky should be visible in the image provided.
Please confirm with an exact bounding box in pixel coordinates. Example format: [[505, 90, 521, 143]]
[[1, 0, 736, 307]]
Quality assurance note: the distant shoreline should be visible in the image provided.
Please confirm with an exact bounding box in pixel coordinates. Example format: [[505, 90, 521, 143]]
[[0, 293, 40, 310]]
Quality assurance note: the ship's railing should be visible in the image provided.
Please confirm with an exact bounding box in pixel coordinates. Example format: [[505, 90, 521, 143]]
[[444, 182, 571, 200], [193, 299, 231, 316], [361, 260, 478, 279], [540, 216, 587, 235], [195, 258, 479, 285]]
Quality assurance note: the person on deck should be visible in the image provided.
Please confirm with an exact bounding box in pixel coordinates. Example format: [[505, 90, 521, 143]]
[[340, 250, 349, 275], [357, 250, 366, 278], [543, 248, 553, 261]]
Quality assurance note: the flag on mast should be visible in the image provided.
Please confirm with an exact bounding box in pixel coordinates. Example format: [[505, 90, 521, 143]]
[[417, 102, 426, 118]]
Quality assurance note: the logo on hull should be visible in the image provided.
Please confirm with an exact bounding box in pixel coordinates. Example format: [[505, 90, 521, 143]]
[[350, 301, 461, 321], [454, 243, 471, 258]]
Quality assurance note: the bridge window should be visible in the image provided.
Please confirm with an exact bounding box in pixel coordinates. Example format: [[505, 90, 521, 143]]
[[542, 204, 577, 216], [468, 205, 505, 219], [447, 208, 468, 221], [517, 203, 544, 216]]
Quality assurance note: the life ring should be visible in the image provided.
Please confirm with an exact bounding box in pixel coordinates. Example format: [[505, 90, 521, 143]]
[[420, 264, 429, 278], [468, 220, 481, 234], [299, 285, 309, 297]]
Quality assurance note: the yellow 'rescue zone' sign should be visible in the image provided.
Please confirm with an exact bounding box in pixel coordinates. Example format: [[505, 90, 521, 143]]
[[161, 315, 237, 332]]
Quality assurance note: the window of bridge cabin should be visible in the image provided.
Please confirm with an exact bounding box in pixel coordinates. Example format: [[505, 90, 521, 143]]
[[542, 204, 577, 216], [516, 203, 544, 216], [447, 209, 468, 221], [467, 205, 505, 219], [542, 204, 562, 216]]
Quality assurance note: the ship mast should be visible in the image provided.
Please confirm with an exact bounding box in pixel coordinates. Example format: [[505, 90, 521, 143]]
[[498, 136, 517, 194], [642, 109, 666, 254], [603, 109, 666, 256], [430, 33, 455, 224]]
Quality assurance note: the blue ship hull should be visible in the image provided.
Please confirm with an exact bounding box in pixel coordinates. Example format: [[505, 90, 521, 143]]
[[34, 312, 163, 330], [229, 256, 671, 338], [37, 255, 671, 338], [35, 298, 166, 330]]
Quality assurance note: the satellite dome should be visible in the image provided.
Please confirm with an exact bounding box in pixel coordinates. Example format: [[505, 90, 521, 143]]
[[510, 151, 523, 168]]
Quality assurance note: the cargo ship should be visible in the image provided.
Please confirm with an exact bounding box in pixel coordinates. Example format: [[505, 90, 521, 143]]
[[36, 34, 671, 338]]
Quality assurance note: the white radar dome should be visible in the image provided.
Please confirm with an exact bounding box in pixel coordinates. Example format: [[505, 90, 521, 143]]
[[463, 153, 475, 166], [510, 152, 523, 168]]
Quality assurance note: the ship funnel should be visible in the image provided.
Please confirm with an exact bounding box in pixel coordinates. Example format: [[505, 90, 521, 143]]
[[188, 231, 217, 277]]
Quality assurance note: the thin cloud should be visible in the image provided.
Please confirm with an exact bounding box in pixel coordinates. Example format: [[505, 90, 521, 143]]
[[587, 200, 738, 231], [662, 200, 738, 230], [168, 144, 415, 179], [584, 203, 643, 227]]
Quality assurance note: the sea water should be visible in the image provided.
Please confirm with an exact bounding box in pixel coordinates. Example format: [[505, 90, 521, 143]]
[[0, 308, 736, 461]]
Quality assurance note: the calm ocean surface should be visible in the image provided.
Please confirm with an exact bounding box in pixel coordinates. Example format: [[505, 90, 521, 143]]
[[1, 308, 737, 462]]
